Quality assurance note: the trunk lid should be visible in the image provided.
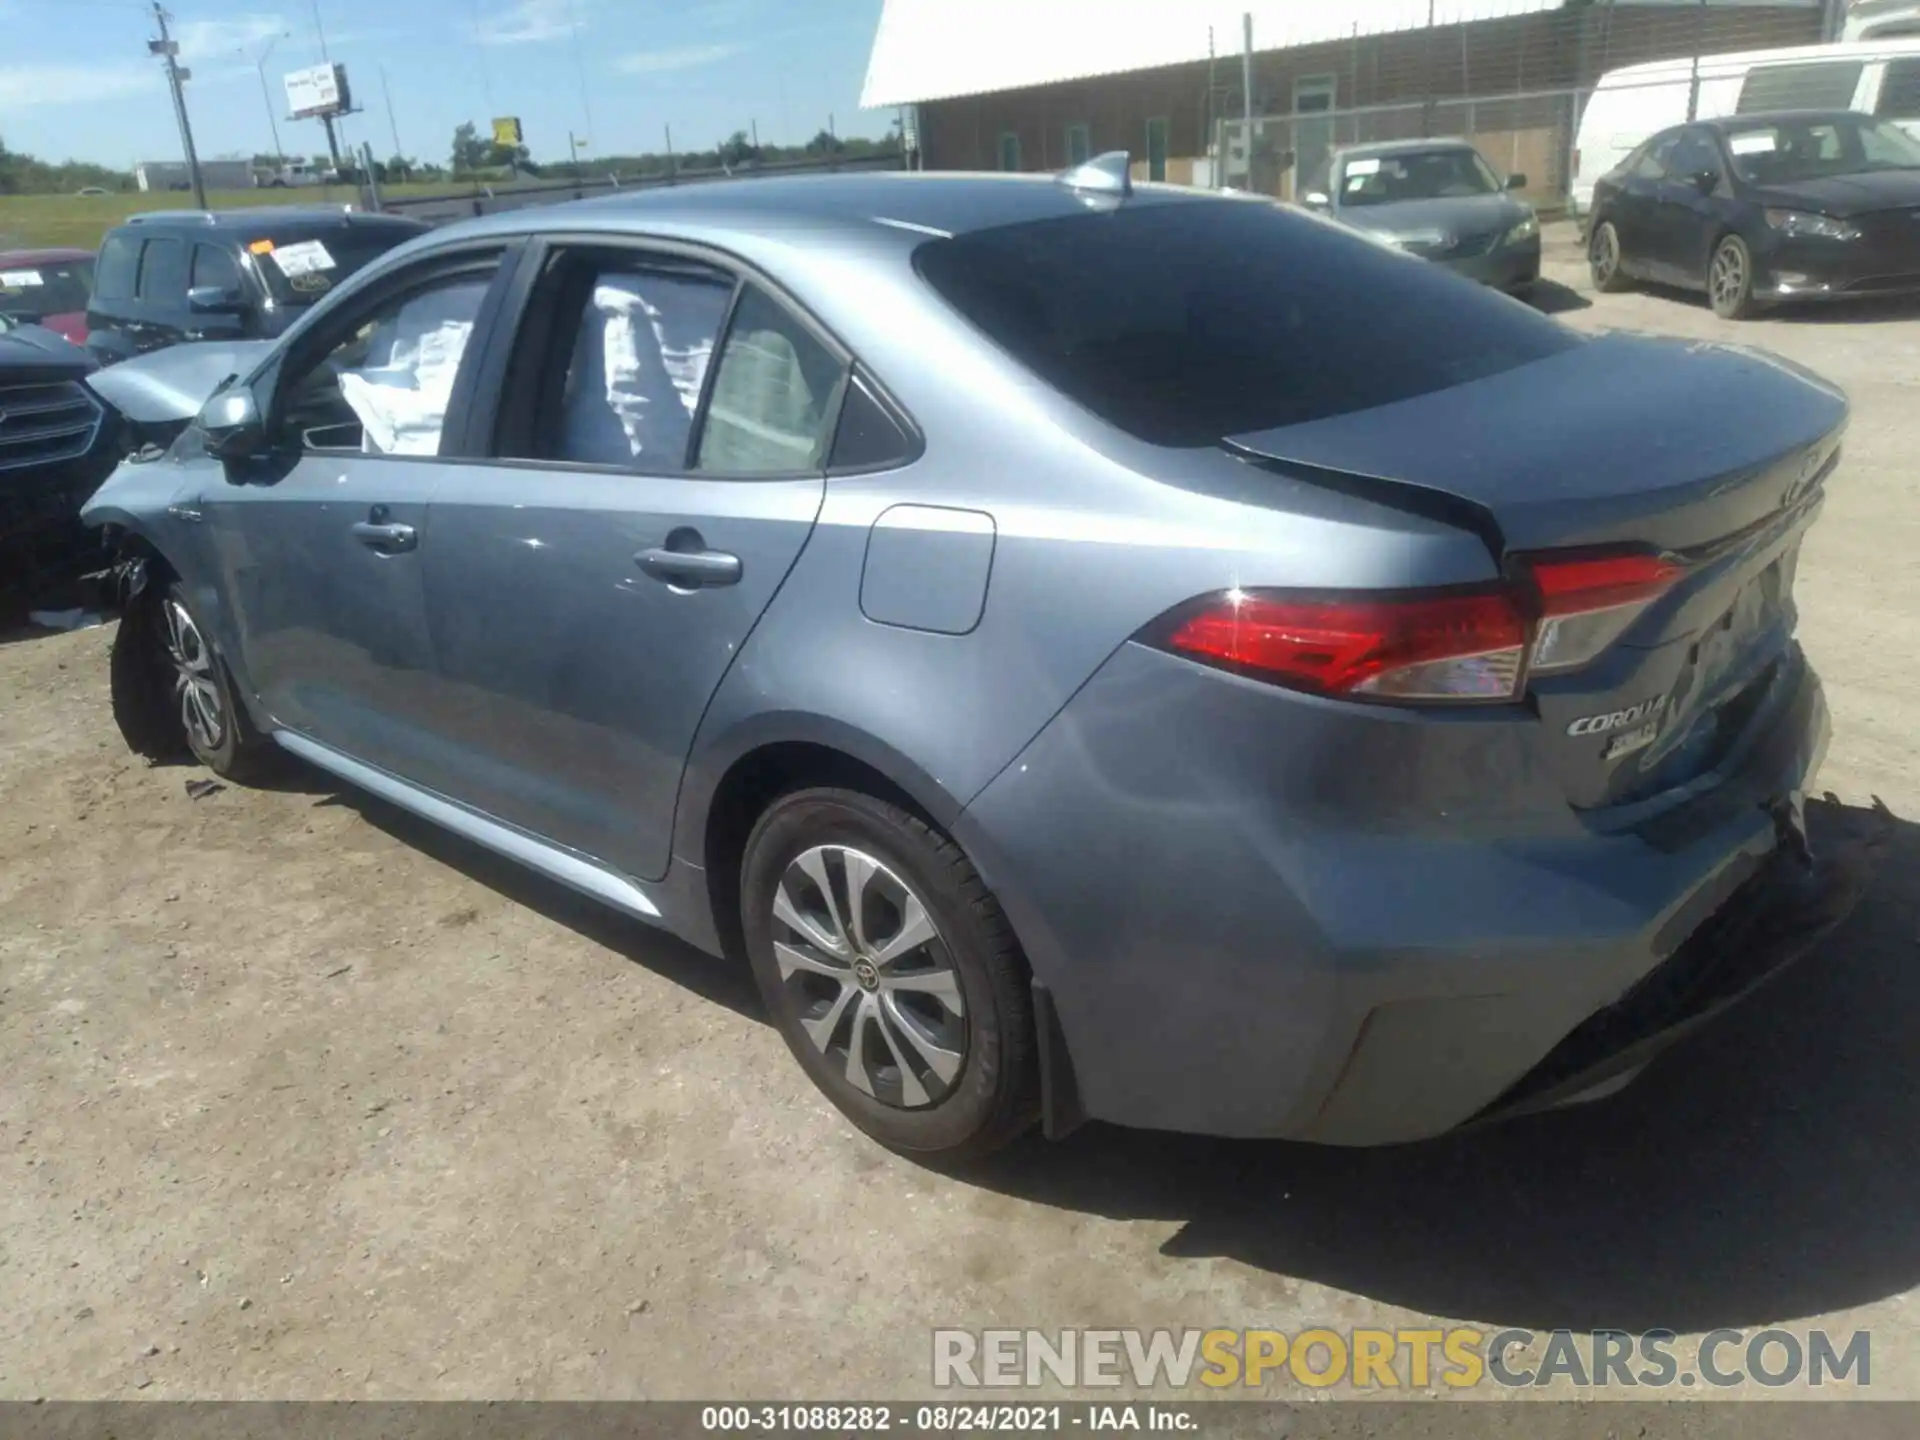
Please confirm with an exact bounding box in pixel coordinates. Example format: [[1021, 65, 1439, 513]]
[[1224, 332, 1848, 813]]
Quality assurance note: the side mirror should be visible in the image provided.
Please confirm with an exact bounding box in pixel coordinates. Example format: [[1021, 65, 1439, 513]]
[[1302, 190, 1331, 210], [1506, 172, 1529, 191], [187, 285, 245, 315], [198, 386, 266, 461], [1691, 169, 1719, 194]]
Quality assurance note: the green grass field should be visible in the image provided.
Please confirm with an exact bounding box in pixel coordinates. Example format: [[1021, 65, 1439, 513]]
[[0, 184, 470, 251]]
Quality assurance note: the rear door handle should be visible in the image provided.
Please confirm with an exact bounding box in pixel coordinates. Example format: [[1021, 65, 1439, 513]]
[[635, 546, 741, 588], [351, 520, 418, 553]]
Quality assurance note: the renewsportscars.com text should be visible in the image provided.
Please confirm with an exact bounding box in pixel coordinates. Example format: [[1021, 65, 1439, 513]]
[[932, 1327, 1871, 1391]]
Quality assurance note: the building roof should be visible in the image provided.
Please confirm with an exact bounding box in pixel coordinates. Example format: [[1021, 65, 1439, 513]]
[[860, 0, 1567, 109]]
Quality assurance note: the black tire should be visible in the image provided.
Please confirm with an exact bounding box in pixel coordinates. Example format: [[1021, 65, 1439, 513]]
[[1709, 233, 1759, 320], [1589, 219, 1631, 293], [149, 580, 281, 782], [740, 787, 1039, 1161]]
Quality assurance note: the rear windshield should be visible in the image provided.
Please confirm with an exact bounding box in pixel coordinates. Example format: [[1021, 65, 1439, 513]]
[[248, 227, 422, 305], [0, 257, 93, 319], [914, 199, 1576, 447]]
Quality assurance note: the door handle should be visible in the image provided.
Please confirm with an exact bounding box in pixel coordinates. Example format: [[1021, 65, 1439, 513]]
[[351, 520, 418, 553], [635, 545, 742, 588]]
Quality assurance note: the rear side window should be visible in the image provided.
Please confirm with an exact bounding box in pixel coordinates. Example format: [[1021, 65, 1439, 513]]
[[95, 234, 140, 301], [914, 200, 1577, 447], [1878, 58, 1920, 120], [136, 237, 187, 302], [1737, 61, 1863, 114], [694, 285, 848, 474]]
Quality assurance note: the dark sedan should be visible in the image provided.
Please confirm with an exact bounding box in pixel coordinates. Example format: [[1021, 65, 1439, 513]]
[[1588, 109, 1920, 318], [1304, 139, 1541, 291]]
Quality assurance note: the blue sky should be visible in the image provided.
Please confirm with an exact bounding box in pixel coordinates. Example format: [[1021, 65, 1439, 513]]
[[0, 0, 892, 167]]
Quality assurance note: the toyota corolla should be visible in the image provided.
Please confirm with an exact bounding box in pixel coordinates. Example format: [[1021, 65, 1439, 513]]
[[80, 158, 1855, 1159]]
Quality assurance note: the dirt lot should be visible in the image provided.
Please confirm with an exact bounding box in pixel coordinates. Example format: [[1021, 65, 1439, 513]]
[[5, 225, 1920, 1403]]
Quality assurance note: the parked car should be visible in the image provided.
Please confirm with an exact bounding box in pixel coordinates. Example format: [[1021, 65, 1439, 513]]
[[1571, 35, 1920, 217], [262, 160, 338, 188], [1302, 139, 1540, 292], [81, 162, 1855, 1159], [0, 248, 96, 346], [85, 206, 428, 364], [1588, 109, 1920, 318], [0, 318, 117, 619]]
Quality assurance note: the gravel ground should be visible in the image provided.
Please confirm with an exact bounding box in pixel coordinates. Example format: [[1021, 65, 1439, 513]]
[[3, 223, 1919, 1405]]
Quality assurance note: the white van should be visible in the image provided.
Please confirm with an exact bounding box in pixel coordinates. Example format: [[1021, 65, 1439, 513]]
[[1571, 37, 1920, 216]]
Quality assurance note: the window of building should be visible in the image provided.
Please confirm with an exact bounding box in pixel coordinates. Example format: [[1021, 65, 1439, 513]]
[[1065, 123, 1091, 166], [998, 132, 1021, 171], [1145, 117, 1169, 182]]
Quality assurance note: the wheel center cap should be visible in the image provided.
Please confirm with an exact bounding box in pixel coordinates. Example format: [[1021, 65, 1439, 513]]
[[853, 958, 880, 992]]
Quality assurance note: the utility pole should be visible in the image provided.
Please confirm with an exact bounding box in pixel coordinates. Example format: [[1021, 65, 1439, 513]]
[[149, 3, 206, 209], [382, 66, 403, 161], [665, 124, 677, 180], [1241, 12, 1254, 189], [254, 35, 287, 164], [1687, 0, 1707, 121]]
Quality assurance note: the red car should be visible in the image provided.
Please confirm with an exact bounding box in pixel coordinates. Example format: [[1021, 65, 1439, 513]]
[[0, 247, 95, 345]]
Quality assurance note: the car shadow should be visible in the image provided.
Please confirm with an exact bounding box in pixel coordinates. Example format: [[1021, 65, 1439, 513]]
[[307, 777, 767, 1023], [1524, 279, 1591, 315], [1626, 279, 1920, 327], [957, 794, 1920, 1335]]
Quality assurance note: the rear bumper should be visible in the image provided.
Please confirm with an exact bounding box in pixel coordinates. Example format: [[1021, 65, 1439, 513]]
[[957, 640, 1840, 1145]]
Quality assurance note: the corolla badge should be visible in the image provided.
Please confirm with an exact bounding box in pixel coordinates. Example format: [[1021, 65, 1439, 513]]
[[1567, 695, 1666, 737]]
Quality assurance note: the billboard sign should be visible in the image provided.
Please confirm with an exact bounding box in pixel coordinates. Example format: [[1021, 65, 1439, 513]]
[[285, 62, 350, 120], [492, 117, 524, 148]]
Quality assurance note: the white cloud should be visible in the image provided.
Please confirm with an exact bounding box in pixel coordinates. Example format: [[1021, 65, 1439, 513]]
[[0, 62, 156, 112], [174, 14, 290, 62], [615, 42, 741, 74], [478, 0, 580, 46]]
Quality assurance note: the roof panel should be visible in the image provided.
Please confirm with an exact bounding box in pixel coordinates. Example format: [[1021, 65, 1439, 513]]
[[860, 0, 1568, 109]]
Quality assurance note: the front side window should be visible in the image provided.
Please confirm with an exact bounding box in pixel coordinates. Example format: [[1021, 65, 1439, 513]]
[[1629, 133, 1679, 181], [1667, 130, 1724, 184], [277, 269, 495, 456], [136, 236, 187, 301], [191, 244, 243, 292], [915, 199, 1575, 448], [694, 284, 847, 474]]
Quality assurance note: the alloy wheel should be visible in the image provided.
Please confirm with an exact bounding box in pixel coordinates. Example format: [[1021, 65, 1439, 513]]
[[770, 844, 967, 1110], [161, 598, 225, 753], [1592, 223, 1619, 283], [1711, 242, 1746, 314]]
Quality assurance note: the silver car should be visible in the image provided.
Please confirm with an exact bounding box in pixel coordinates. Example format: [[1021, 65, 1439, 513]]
[[82, 160, 1851, 1160]]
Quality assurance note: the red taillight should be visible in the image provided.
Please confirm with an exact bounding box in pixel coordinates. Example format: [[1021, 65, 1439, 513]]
[[1159, 588, 1529, 702], [1152, 548, 1683, 704], [1523, 550, 1681, 675]]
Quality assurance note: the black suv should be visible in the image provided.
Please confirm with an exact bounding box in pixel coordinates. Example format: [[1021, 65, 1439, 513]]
[[85, 206, 428, 364], [0, 319, 117, 618]]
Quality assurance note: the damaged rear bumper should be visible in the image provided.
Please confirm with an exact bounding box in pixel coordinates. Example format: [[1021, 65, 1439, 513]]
[[1474, 794, 1888, 1124]]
